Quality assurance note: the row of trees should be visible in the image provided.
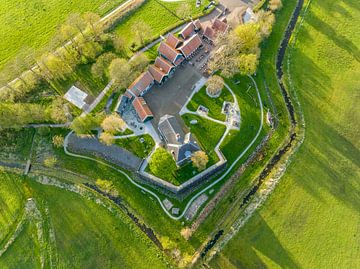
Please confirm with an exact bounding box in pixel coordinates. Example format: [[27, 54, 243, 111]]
[[208, 8, 278, 77]]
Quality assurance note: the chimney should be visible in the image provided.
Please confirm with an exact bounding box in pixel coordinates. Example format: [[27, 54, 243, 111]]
[[176, 133, 181, 142]]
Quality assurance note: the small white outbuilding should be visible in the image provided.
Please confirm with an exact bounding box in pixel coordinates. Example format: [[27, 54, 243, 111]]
[[64, 85, 89, 110]]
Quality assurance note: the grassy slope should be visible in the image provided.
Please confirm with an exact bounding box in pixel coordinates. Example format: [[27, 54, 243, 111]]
[[27, 180, 168, 268], [0, 173, 25, 245], [0, 0, 125, 70], [210, 0, 360, 268]]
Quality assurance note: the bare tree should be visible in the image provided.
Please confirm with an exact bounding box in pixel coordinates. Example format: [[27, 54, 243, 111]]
[[269, 0, 283, 11], [191, 151, 209, 171], [101, 113, 126, 134], [99, 132, 115, 145], [206, 75, 224, 97]]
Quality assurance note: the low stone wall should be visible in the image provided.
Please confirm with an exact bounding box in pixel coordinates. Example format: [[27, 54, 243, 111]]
[[137, 160, 227, 197]]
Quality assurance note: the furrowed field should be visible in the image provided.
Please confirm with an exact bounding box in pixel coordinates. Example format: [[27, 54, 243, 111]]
[[210, 0, 360, 267], [0, 0, 125, 70]]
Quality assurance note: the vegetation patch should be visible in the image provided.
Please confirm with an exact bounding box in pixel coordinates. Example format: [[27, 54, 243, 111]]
[[115, 134, 155, 158]]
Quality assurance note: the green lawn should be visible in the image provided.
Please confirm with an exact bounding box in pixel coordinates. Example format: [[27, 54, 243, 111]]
[[187, 86, 233, 121], [115, 134, 155, 158], [0, 0, 126, 71], [210, 0, 360, 267], [182, 114, 226, 164], [114, 0, 209, 52]]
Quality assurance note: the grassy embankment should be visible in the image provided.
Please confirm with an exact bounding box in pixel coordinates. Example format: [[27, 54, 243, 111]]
[[210, 0, 360, 268], [0, 172, 169, 268]]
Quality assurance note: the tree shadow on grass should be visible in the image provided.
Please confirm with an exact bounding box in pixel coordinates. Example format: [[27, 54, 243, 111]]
[[307, 12, 360, 62], [218, 212, 300, 268]]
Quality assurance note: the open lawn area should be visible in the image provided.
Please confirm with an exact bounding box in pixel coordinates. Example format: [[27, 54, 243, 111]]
[[210, 0, 360, 267], [0, 0, 125, 70], [115, 134, 155, 158], [187, 86, 233, 121]]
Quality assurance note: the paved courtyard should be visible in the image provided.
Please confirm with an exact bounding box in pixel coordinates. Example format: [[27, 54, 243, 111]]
[[143, 63, 203, 127]]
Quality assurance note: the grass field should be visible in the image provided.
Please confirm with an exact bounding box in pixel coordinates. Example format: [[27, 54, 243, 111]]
[[0, 0, 126, 71], [187, 86, 233, 121], [210, 0, 360, 267]]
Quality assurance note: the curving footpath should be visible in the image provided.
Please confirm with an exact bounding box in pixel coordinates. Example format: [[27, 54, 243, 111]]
[[64, 75, 264, 220]]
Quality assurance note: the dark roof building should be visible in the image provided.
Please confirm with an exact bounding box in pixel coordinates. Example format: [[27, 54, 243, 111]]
[[132, 97, 153, 122], [178, 34, 203, 59], [128, 71, 154, 96], [158, 115, 200, 165]]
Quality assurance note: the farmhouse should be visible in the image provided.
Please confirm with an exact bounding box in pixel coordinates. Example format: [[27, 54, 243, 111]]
[[203, 18, 229, 43], [158, 115, 200, 165], [158, 42, 185, 66], [154, 56, 175, 76], [132, 97, 154, 122], [128, 71, 154, 97], [178, 34, 203, 59], [165, 33, 182, 49]]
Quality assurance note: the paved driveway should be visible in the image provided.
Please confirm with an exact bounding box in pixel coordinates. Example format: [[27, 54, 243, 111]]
[[144, 64, 203, 127]]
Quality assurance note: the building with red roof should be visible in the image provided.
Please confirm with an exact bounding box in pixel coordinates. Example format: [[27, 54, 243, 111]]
[[166, 33, 182, 49], [212, 18, 229, 33], [132, 97, 153, 122], [128, 71, 154, 97], [203, 26, 216, 43], [179, 22, 195, 39], [154, 57, 175, 75], [158, 42, 184, 66], [148, 65, 166, 84], [178, 34, 203, 59]]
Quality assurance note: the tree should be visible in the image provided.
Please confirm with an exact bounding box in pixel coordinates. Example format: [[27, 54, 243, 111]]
[[50, 97, 68, 123], [148, 147, 177, 180], [191, 151, 208, 171], [52, 135, 64, 148], [95, 179, 119, 197], [257, 10, 275, 38], [206, 75, 224, 97], [269, 0, 283, 11], [176, 3, 192, 19], [67, 13, 87, 39], [101, 113, 126, 134], [111, 35, 126, 54], [91, 52, 117, 79], [79, 39, 103, 62], [37, 53, 72, 80], [234, 23, 261, 53], [99, 131, 114, 145], [70, 113, 103, 135], [238, 53, 259, 75], [109, 58, 132, 89], [83, 12, 102, 40], [44, 156, 57, 167], [130, 53, 149, 74], [131, 21, 152, 47]]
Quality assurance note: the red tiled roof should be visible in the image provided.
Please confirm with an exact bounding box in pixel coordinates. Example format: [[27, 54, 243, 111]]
[[212, 18, 228, 33], [148, 65, 166, 83], [124, 90, 134, 99], [128, 71, 154, 96], [154, 57, 174, 74], [179, 22, 195, 39], [158, 42, 182, 63], [203, 26, 216, 42], [166, 33, 182, 49], [193, 19, 202, 31], [179, 34, 203, 58], [132, 97, 153, 122]]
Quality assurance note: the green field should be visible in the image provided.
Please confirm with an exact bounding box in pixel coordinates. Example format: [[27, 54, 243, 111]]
[[210, 0, 360, 267], [0, 0, 126, 70], [115, 134, 155, 158]]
